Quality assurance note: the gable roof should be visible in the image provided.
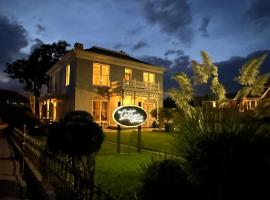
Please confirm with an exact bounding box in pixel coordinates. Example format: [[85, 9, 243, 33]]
[[85, 46, 152, 66]]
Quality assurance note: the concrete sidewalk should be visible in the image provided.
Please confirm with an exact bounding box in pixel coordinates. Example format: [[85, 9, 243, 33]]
[[0, 125, 27, 199]]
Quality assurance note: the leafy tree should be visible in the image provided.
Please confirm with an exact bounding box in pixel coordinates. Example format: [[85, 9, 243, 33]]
[[235, 54, 270, 100], [150, 107, 174, 129], [4, 40, 70, 114]]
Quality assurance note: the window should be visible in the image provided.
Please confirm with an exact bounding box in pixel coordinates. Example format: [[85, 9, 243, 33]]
[[93, 63, 110, 86], [92, 100, 108, 122], [125, 68, 132, 81], [65, 64, 70, 86], [93, 100, 100, 121], [143, 72, 155, 83]]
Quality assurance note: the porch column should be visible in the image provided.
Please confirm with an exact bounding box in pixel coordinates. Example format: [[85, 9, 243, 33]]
[[134, 91, 136, 105]]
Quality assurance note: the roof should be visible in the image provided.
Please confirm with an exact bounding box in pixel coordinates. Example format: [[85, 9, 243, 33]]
[[0, 89, 29, 104], [85, 46, 153, 66]]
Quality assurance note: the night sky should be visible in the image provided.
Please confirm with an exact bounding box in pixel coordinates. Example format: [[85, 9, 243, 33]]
[[0, 0, 270, 93]]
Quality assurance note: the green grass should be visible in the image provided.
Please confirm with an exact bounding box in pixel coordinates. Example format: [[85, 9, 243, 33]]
[[34, 130, 175, 199], [95, 142, 160, 199], [104, 130, 176, 154]]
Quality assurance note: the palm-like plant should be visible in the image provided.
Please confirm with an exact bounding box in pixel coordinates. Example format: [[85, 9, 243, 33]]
[[235, 54, 270, 100], [169, 51, 226, 112], [169, 72, 194, 113], [173, 108, 270, 200]]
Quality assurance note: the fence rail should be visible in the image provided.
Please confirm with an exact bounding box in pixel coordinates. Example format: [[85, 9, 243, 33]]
[[10, 128, 117, 200]]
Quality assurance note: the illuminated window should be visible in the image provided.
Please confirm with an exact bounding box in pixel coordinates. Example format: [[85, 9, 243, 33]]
[[101, 101, 108, 121], [143, 72, 155, 83], [93, 100, 100, 121], [65, 64, 70, 86], [93, 63, 109, 86], [125, 68, 132, 81], [92, 100, 108, 122]]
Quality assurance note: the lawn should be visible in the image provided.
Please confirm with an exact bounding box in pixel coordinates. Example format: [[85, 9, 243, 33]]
[[95, 142, 161, 200], [104, 130, 176, 154]]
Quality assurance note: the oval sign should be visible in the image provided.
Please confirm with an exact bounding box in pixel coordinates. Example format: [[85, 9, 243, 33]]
[[113, 105, 147, 127]]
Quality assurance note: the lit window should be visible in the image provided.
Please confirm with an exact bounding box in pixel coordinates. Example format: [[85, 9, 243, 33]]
[[143, 72, 155, 83], [65, 64, 70, 86], [125, 68, 132, 81], [93, 100, 100, 121], [92, 100, 108, 122], [101, 101, 108, 121], [93, 63, 110, 86]]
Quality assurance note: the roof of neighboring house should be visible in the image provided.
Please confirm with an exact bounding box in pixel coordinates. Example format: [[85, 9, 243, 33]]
[[0, 89, 29, 104], [246, 87, 270, 98], [85, 46, 153, 66]]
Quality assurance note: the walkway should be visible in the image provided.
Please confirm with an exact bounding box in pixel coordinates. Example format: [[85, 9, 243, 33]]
[[0, 124, 27, 200]]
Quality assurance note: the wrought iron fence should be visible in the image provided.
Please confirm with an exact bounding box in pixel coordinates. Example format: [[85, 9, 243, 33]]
[[10, 127, 117, 200]]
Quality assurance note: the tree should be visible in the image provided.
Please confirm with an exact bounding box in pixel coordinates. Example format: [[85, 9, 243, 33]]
[[235, 54, 270, 101], [4, 40, 69, 114]]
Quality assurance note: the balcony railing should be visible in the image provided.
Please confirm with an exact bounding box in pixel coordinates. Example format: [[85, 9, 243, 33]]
[[122, 79, 160, 91]]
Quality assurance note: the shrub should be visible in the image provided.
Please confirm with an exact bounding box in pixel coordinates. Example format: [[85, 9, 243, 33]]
[[138, 159, 194, 200], [47, 111, 104, 155]]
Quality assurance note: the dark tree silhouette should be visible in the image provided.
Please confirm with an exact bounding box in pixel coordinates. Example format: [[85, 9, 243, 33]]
[[4, 40, 69, 114]]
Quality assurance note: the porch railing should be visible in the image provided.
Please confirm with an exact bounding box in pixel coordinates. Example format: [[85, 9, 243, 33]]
[[122, 79, 160, 91]]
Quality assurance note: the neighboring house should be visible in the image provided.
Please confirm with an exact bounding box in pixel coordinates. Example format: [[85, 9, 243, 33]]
[[202, 86, 270, 112], [40, 43, 165, 127], [0, 89, 30, 119]]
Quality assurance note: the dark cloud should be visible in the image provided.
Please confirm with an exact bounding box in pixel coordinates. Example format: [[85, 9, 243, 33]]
[[113, 43, 130, 50], [199, 16, 211, 37], [132, 41, 148, 51], [30, 38, 44, 52], [127, 26, 144, 35], [165, 49, 184, 57], [36, 24, 46, 33], [140, 52, 191, 91], [216, 49, 270, 93], [142, 0, 193, 45], [245, 0, 270, 28], [0, 16, 28, 84], [140, 56, 173, 68], [141, 49, 270, 93]]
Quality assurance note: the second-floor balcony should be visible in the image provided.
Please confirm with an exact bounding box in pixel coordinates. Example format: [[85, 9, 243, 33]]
[[111, 79, 160, 91]]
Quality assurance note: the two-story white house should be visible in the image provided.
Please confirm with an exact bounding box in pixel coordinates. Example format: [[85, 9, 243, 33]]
[[40, 43, 165, 127]]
